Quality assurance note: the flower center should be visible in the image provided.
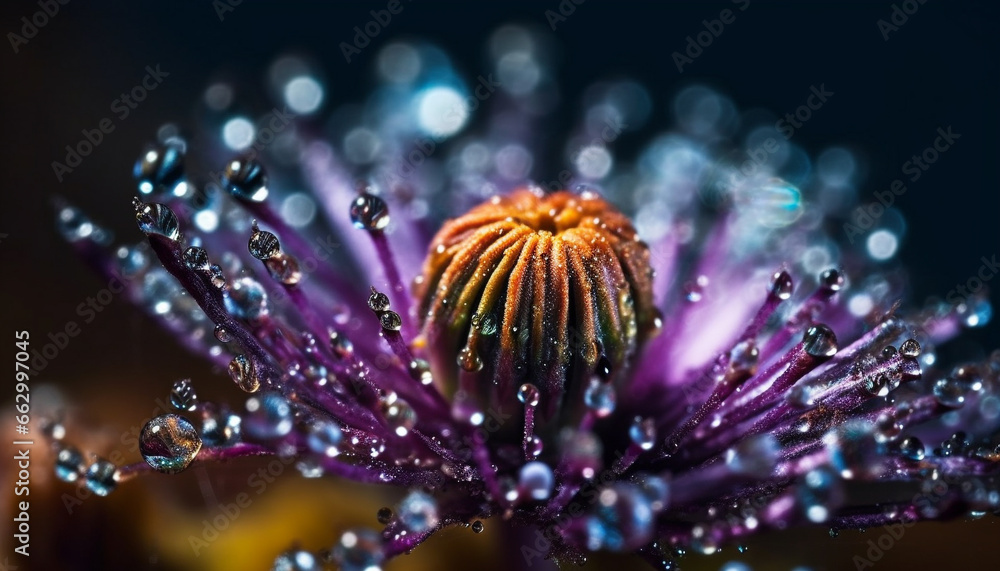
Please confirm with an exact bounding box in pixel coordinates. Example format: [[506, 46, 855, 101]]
[[414, 188, 657, 417]]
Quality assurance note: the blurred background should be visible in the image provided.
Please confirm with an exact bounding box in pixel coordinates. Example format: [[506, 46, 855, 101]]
[[1, 1, 998, 569]]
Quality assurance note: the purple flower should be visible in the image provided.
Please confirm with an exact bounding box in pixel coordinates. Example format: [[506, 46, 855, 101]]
[[49, 33, 999, 570]]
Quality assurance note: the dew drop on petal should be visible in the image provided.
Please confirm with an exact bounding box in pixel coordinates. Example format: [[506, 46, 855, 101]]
[[183, 246, 210, 271], [397, 490, 439, 533], [169, 378, 198, 411], [519, 461, 554, 501], [265, 255, 302, 285], [224, 277, 269, 321], [135, 202, 180, 240], [584, 378, 616, 417], [201, 408, 242, 447], [471, 520, 485, 533], [229, 354, 261, 393], [333, 529, 384, 571], [803, 324, 838, 358], [899, 436, 925, 461], [244, 392, 294, 439], [517, 383, 540, 407], [899, 338, 921, 359], [933, 377, 966, 408], [54, 446, 85, 482], [214, 325, 232, 343], [84, 458, 119, 496], [139, 414, 203, 474], [271, 549, 318, 571], [770, 270, 794, 301], [249, 226, 281, 260], [629, 417, 656, 451], [307, 420, 343, 457], [379, 310, 402, 332], [222, 157, 269, 202], [376, 507, 393, 525], [350, 192, 390, 231]]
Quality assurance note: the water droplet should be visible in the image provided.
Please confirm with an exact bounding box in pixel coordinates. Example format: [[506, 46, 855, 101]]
[[333, 529, 384, 571], [381, 397, 417, 436], [584, 378, 617, 417], [959, 297, 992, 328], [517, 383, 540, 407], [224, 277, 269, 321], [874, 412, 902, 444], [368, 287, 391, 312], [519, 461, 555, 501], [526, 435, 544, 457], [135, 202, 180, 240], [899, 436, 925, 461], [824, 420, 882, 479], [213, 325, 232, 343], [249, 225, 281, 260], [408, 359, 432, 385], [266, 255, 302, 285], [350, 192, 390, 231], [54, 446, 84, 482], [169, 378, 198, 411], [457, 346, 483, 372], [379, 310, 402, 332], [201, 407, 241, 447], [245, 392, 294, 439], [183, 246, 210, 271], [770, 270, 794, 300], [307, 420, 343, 457], [728, 340, 759, 377], [471, 520, 485, 533], [229, 354, 261, 393], [84, 458, 118, 496], [208, 264, 226, 288], [933, 377, 966, 408], [139, 414, 203, 474], [272, 549, 318, 571], [899, 338, 921, 359], [397, 490, 439, 533], [725, 434, 779, 478], [629, 417, 656, 451], [803, 324, 838, 358], [134, 141, 185, 195], [819, 268, 845, 292], [863, 373, 889, 397], [223, 157, 269, 202], [330, 331, 355, 359]]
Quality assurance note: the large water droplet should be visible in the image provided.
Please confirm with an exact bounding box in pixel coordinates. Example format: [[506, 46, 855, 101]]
[[249, 225, 281, 260], [229, 354, 261, 393], [519, 461, 555, 501], [933, 377, 966, 408], [584, 378, 617, 417], [140, 414, 203, 474], [271, 549, 318, 571], [368, 287, 391, 312], [899, 436, 925, 461], [307, 420, 343, 457], [770, 270, 794, 300], [225, 277, 269, 321], [457, 346, 483, 372], [201, 407, 242, 447], [266, 255, 302, 285], [725, 434, 779, 478], [819, 268, 845, 292], [397, 490, 439, 533], [333, 529, 384, 571], [245, 392, 294, 439], [169, 378, 198, 411], [379, 310, 402, 332], [728, 340, 759, 377], [381, 396, 417, 437], [54, 446, 85, 482], [183, 246, 210, 271], [84, 458, 119, 496], [629, 417, 656, 451], [350, 192, 390, 231], [135, 201, 180, 240], [135, 141, 185, 195], [222, 157, 269, 202], [518, 383, 540, 407], [899, 338, 921, 359], [803, 324, 838, 358]]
